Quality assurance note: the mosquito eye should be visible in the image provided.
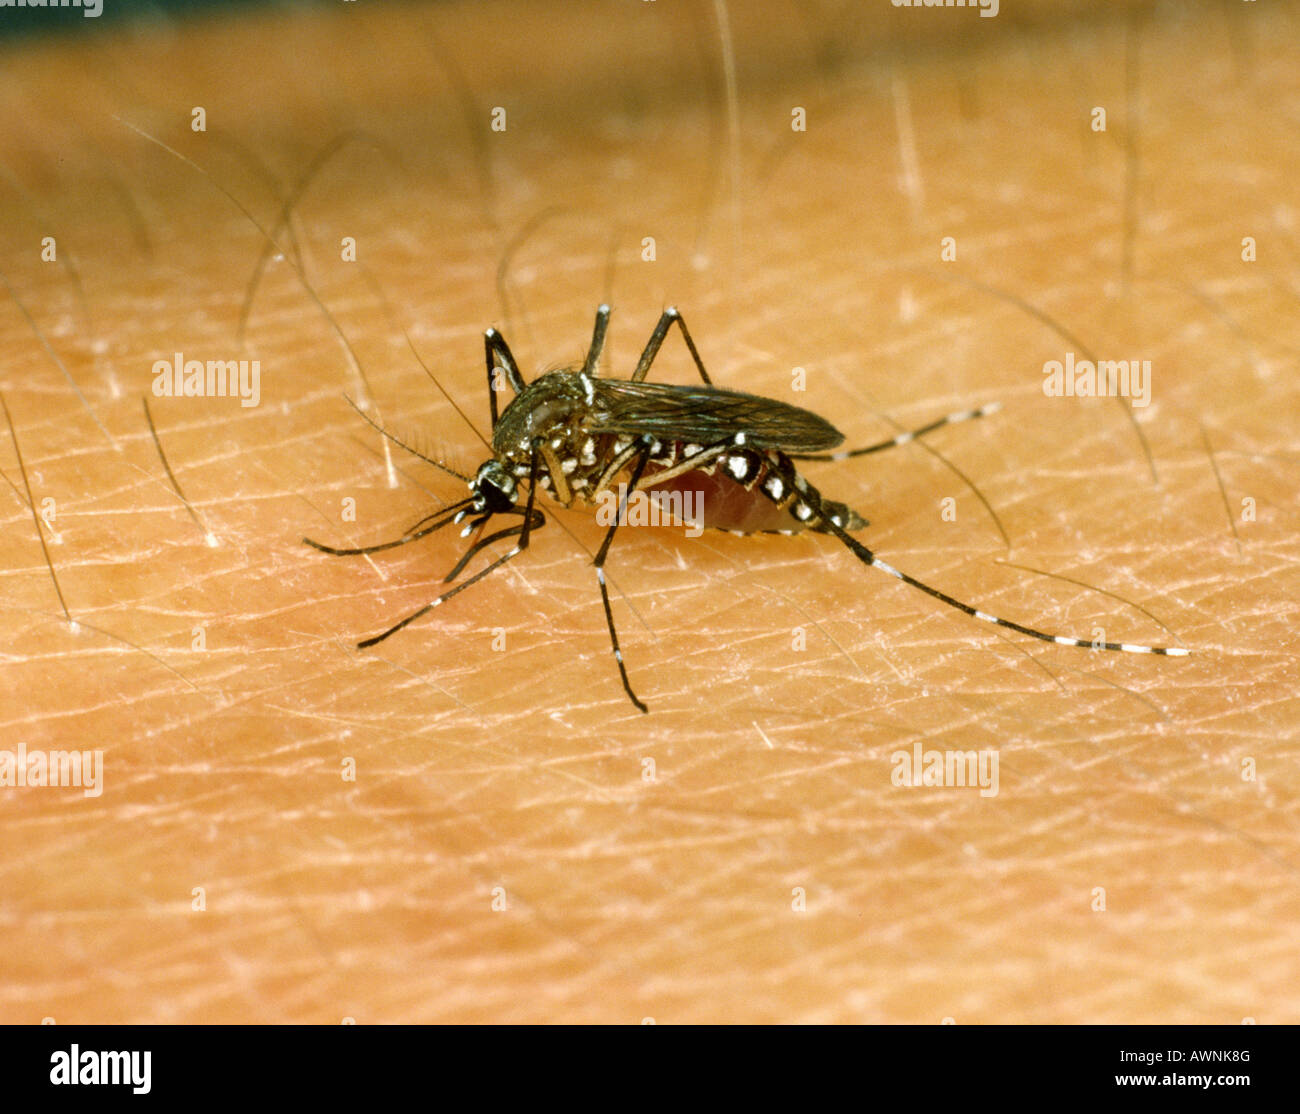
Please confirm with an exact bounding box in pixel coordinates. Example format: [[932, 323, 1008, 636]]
[[474, 464, 516, 512]]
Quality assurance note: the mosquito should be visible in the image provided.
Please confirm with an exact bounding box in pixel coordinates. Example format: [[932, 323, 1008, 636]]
[[304, 305, 1189, 712]]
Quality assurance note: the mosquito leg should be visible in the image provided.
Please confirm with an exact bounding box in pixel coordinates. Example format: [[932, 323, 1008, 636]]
[[442, 505, 536, 581], [357, 449, 545, 648], [820, 515, 1190, 656], [536, 441, 573, 505], [790, 402, 1003, 462], [581, 303, 611, 376], [622, 438, 729, 490], [340, 395, 472, 482], [303, 495, 477, 556], [630, 306, 713, 385], [592, 439, 654, 712], [591, 437, 657, 499], [484, 326, 526, 428]]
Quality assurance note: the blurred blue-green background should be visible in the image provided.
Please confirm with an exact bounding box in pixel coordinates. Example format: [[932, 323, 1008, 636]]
[[0, 0, 335, 39]]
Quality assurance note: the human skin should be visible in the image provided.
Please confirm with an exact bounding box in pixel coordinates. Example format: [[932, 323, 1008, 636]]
[[0, 0, 1296, 1023]]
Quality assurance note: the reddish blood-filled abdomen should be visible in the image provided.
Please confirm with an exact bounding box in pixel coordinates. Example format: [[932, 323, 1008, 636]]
[[642, 466, 806, 534]]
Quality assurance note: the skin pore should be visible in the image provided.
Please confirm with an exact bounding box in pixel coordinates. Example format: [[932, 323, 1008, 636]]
[[1, 0, 1296, 1022]]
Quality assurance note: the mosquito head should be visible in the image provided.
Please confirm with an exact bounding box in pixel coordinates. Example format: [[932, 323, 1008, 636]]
[[472, 458, 517, 513]]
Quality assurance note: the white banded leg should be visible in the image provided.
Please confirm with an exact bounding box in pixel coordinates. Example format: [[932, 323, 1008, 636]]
[[821, 516, 1190, 657], [792, 402, 1002, 462], [631, 306, 713, 385], [592, 441, 655, 712], [357, 450, 545, 649]]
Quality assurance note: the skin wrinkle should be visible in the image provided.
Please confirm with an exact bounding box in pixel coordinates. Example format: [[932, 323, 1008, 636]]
[[0, 0, 1296, 1024]]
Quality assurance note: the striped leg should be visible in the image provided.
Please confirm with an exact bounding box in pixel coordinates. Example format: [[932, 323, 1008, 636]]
[[592, 439, 655, 712], [303, 495, 477, 557], [356, 449, 546, 649], [820, 516, 1190, 657], [483, 326, 527, 428], [582, 304, 611, 376], [631, 306, 713, 385], [791, 402, 1002, 462]]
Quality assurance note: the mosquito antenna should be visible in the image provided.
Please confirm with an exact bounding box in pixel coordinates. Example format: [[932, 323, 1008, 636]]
[[342, 395, 471, 483], [356, 454, 545, 649], [352, 261, 493, 454]]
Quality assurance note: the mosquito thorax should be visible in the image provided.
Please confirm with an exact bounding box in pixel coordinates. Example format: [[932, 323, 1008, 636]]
[[491, 370, 596, 456]]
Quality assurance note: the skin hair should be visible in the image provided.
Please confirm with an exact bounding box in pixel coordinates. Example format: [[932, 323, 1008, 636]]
[[0, 0, 1292, 1023]]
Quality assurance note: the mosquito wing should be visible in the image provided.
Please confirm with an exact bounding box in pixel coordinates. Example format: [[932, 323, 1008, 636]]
[[588, 379, 844, 452]]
